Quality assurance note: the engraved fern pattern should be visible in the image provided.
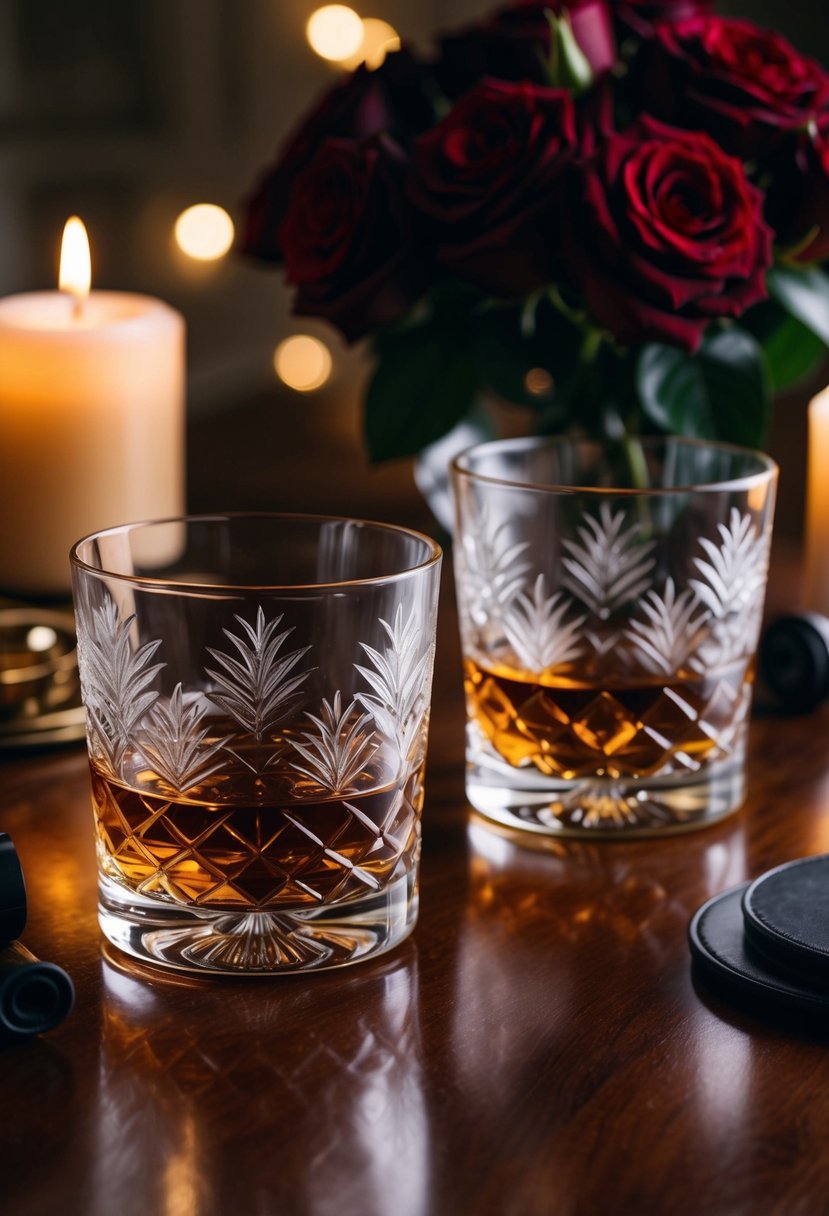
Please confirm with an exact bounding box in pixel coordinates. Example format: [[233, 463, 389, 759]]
[[625, 579, 710, 675], [77, 599, 164, 774], [689, 509, 769, 666], [290, 692, 379, 794], [78, 596, 435, 794], [561, 503, 656, 619], [355, 604, 432, 768], [462, 501, 770, 681], [461, 507, 531, 626], [141, 685, 228, 794], [206, 607, 312, 741], [502, 575, 585, 672]]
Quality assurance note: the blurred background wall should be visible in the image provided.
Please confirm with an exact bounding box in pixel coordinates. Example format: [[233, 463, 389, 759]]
[[0, 0, 826, 527]]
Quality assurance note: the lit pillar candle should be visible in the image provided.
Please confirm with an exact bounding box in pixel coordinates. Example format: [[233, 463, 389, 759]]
[[804, 385, 829, 614], [0, 218, 185, 596]]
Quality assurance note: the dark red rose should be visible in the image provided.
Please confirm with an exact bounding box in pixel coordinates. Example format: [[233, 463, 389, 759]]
[[436, 0, 616, 99], [408, 80, 577, 296], [564, 116, 773, 350], [241, 48, 433, 264], [279, 136, 425, 344], [615, 0, 714, 38], [645, 17, 829, 159], [766, 117, 829, 264]]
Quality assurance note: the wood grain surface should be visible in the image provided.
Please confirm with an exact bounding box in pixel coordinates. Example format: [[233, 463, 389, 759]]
[[1, 405, 826, 1216]]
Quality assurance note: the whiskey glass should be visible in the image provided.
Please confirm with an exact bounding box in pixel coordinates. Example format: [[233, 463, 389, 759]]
[[71, 513, 441, 974], [452, 437, 777, 837]]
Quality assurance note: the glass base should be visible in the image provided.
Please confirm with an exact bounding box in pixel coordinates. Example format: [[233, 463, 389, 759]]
[[98, 869, 418, 976], [466, 748, 746, 839]]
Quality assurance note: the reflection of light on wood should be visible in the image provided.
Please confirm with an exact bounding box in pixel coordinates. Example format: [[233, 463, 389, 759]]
[[164, 1114, 203, 1216], [341, 18, 401, 70], [692, 1008, 752, 1142], [306, 5, 364, 62], [59, 216, 91, 306], [274, 335, 332, 392], [174, 204, 234, 261]]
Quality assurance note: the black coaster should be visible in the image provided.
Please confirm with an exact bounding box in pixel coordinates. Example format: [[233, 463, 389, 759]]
[[0, 834, 26, 946], [742, 856, 829, 989], [759, 614, 829, 712], [689, 884, 829, 1019]]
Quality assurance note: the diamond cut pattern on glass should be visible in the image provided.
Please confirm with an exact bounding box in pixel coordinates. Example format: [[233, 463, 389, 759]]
[[83, 591, 434, 914], [470, 661, 751, 785], [93, 765, 422, 909]]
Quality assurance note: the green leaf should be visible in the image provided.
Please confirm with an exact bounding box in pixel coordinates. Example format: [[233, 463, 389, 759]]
[[762, 312, 826, 392], [470, 297, 582, 417], [637, 326, 771, 449], [365, 323, 479, 462], [742, 300, 827, 391], [637, 345, 707, 435], [767, 264, 829, 347]]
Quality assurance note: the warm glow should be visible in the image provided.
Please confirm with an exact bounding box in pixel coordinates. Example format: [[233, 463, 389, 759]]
[[342, 18, 401, 69], [59, 216, 91, 303], [174, 203, 235, 261], [524, 368, 555, 398], [274, 335, 333, 392], [306, 5, 364, 62], [26, 626, 58, 653]]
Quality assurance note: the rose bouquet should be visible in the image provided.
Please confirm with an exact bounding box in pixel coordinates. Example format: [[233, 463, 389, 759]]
[[241, 1, 829, 463]]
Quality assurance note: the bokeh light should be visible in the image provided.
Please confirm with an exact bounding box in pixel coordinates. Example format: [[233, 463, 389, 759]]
[[174, 204, 235, 261], [274, 335, 333, 392], [524, 368, 555, 398], [306, 6, 364, 62], [26, 626, 58, 653], [342, 18, 401, 70]]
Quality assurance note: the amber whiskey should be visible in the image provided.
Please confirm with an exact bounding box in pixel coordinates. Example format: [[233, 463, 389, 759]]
[[90, 754, 420, 912], [464, 654, 752, 781]]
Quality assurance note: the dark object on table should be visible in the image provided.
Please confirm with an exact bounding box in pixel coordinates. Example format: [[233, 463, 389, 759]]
[[689, 883, 829, 1020], [759, 613, 829, 712], [0, 605, 84, 750], [0, 831, 27, 944], [0, 942, 74, 1039], [0, 832, 74, 1044], [742, 856, 829, 989]]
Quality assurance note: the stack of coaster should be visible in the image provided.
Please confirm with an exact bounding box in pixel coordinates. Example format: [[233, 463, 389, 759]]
[[689, 856, 829, 1020]]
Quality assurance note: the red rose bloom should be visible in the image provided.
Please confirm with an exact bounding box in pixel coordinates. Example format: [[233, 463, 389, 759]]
[[615, 1, 713, 38], [565, 116, 773, 350], [646, 17, 829, 158], [436, 0, 616, 99], [241, 49, 432, 264], [280, 137, 426, 343], [408, 80, 577, 296]]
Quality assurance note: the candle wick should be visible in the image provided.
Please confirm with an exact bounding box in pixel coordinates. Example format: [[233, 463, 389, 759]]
[[71, 293, 85, 322]]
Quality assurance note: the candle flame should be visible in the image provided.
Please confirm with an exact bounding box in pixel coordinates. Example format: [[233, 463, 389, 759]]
[[59, 216, 91, 305]]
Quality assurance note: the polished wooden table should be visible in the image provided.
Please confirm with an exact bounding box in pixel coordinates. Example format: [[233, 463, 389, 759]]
[[2, 398, 828, 1215]]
